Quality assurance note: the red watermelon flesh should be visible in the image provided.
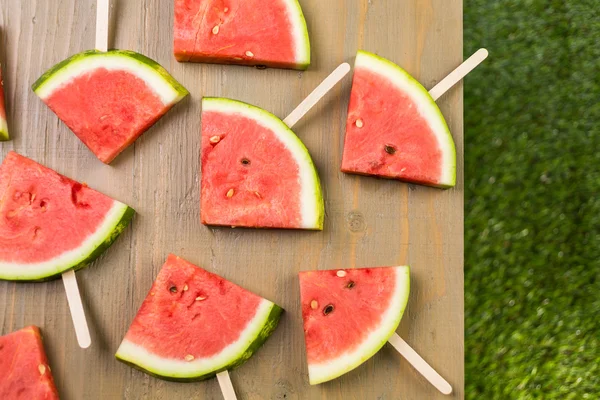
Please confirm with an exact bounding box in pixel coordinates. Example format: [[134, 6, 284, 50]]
[[33, 50, 188, 164], [299, 266, 410, 384], [0, 326, 59, 400], [342, 50, 456, 188], [0, 66, 8, 140], [200, 98, 324, 230], [116, 254, 283, 380], [174, 0, 310, 69], [0, 151, 134, 281]]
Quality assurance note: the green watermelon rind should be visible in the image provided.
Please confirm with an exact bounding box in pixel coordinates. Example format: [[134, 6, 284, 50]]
[[288, 0, 311, 69], [307, 266, 411, 385], [353, 50, 457, 188], [32, 49, 189, 102], [0, 117, 8, 141], [202, 97, 324, 230], [115, 302, 283, 381], [0, 205, 135, 282]]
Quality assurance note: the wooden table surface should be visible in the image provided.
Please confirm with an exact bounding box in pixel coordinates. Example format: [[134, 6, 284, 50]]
[[0, 1, 463, 399]]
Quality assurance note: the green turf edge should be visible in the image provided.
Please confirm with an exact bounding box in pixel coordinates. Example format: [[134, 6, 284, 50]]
[[290, 0, 311, 70], [31, 49, 189, 98], [308, 266, 410, 385], [354, 50, 457, 189], [115, 303, 284, 382], [202, 97, 325, 230], [0, 206, 135, 282]]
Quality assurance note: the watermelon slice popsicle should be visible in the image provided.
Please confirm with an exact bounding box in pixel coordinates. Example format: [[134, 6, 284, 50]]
[[200, 63, 351, 230], [342, 48, 488, 188], [299, 267, 452, 395], [116, 255, 283, 400], [32, 0, 188, 165]]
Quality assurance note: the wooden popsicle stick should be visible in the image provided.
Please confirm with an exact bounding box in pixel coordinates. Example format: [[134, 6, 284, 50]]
[[216, 370, 238, 400], [95, 0, 110, 52], [283, 62, 351, 128], [62, 270, 92, 349], [388, 333, 452, 395], [428, 48, 488, 101]]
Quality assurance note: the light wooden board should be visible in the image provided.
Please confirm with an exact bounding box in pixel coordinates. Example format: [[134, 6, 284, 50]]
[[0, 1, 463, 399]]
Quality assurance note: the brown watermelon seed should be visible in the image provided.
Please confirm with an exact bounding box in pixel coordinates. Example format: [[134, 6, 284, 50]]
[[169, 286, 177, 293], [209, 135, 220, 144], [310, 300, 318, 309], [226, 189, 235, 198], [323, 304, 334, 315], [245, 51, 254, 57], [185, 354, 195, 361], [355, 119, 364, 128], [256, 65, 268, 70], [241, 158, 250, 165], [212, 25, 219, 35], [38, 364, 46, 375], [346, 281, 356, 289], [336, 270, 347, 277], [384, 145, 397, 155]]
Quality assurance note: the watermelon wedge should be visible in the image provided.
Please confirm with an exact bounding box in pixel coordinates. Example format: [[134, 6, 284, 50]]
[[116, 254, 283, 381], [299, 266, 410, 384], [0, 326, 59, 400], [0, 151, 134, 281], [342, 50, 456, 188], [0, 66, 9, 141], [33, 50, 189, 164], [174, 0, 310, 70], [201, 97, 324, 230]]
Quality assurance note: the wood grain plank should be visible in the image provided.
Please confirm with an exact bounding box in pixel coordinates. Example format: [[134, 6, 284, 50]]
[[0, 0, 463, 398]]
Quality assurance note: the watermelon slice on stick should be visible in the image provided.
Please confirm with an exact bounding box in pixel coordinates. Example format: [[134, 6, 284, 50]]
[[0, 152, 135, 348], [116, 255, 282, 399], [174, 0, 311, 70], [33, 0, 188, 164], [0, 326, 60, 399], [0, 65, 9, 141], [299, 266, 452, 394], [342, 48, 488, 188], [201, 63, 350, 229]]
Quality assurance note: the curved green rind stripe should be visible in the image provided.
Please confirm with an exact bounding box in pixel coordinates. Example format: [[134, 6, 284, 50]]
[[116, 304, 283, 382], [32, 49, 189, 98], [203, 97, 324, 230], [290, 0, 311, 69], [0, 206, 135, 282], [357, 50, 457, 188], [0, 130, 8, 141]]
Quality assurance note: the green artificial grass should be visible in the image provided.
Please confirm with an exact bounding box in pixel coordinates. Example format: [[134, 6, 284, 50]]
[[464, 1, 600, 398]]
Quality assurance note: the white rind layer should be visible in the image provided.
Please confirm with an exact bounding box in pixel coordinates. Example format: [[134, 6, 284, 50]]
[[116, 299, 275, 378], [202, 98, 323, 229], [283, 0, 311, 66], [308, 266, 411, 385], [0, 201, 129, 280], [355, 51, 456, 187], [34, 54, 183, 105]]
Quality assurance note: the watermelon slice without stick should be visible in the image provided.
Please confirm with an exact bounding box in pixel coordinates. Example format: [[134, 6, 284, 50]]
[[33, 50, 188, 164], [299, 266, 410, 384], [116, 254, 283, 381], [0, 326, 59, 400], [174, 0, 310, 70], [342, 50, 456, 188], [201, 97, 324, 230], [0, 66, 8, 141], [0, 151, 134, 281]]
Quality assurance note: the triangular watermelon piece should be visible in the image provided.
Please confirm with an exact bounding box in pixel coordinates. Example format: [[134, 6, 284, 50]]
[[200, 97, 324, 230], [299, 266, 410, 384], [174, 0, 310, 70], [0, 326, 59, 400], [0, 151, 134, 281], [342, 50, 456, 188], [33, 50, 189, 164], [0, 66, 9, 141], [116, 254, 283, 381]]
